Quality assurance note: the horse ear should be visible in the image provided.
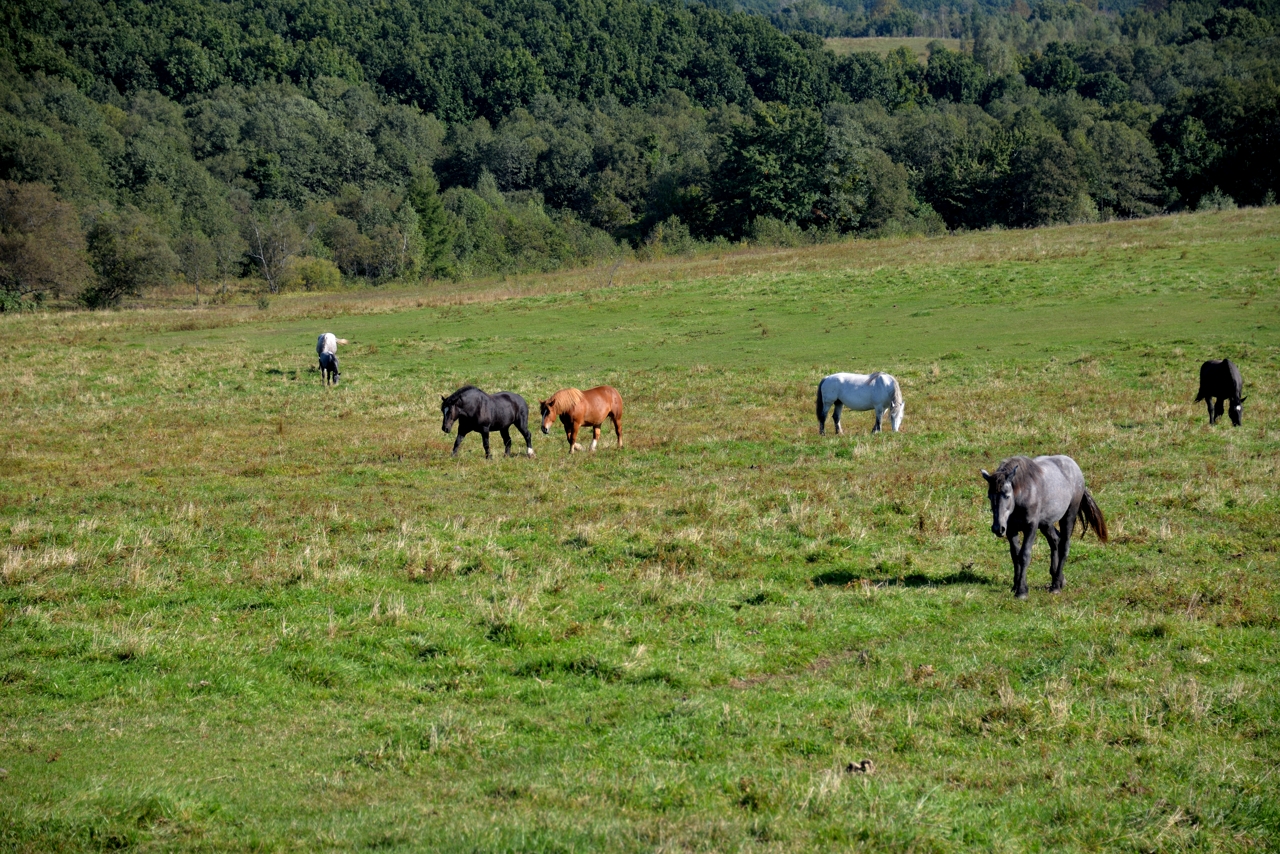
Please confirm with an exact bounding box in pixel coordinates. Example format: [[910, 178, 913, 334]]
[[1009, 465, 1019, 479], [1240, 395, 1247, 402], [441, 395, 447, 402], [980, 469, 992, 482]]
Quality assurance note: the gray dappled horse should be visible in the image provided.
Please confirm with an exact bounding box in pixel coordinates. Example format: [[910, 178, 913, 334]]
[[981, 455, 1108, 599]]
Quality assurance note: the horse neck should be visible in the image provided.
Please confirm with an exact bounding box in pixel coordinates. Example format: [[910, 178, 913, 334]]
[[453, 389, 485, 412]]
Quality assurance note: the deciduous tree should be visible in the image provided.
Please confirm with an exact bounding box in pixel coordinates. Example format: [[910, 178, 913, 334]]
[[0, 181, 92, 308]]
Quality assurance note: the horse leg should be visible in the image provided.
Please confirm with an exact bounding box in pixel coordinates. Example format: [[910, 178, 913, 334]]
[[872, 406, 883, 434], [1212, 398, 1224, 425], [568, 422, 583, 453], [1014, 527, 1037, 599], [480, 429, 492, 459], [1007, 533, 1022, 594], [611, 413, 622, 448], [500, 426, 513, 456], [518, 424, 535, 457], [591, 425, 601, 452], [1040, 522, 1061, 591], [1054, 512, 1076, 592], [451, 426, 468, 456], [832, 401, 843, 435]]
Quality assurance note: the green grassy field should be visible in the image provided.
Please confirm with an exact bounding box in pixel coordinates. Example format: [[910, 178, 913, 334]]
[[823, 37, 960, 60], [2, 210, 1279, 852]]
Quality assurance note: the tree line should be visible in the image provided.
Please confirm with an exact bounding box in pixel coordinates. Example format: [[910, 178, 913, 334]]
[[1, 0, 1276, 308]]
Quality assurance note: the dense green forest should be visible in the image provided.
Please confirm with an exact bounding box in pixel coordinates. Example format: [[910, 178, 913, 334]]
[[1, 0, 1277, 307]]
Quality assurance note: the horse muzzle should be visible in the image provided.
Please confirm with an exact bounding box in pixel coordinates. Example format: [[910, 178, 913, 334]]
[[992, 524, 1006, 537], [540, 425, 549, 435]]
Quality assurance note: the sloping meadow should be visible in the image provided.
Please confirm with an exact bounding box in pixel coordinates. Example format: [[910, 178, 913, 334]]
[[1, 210, 1278, 851]]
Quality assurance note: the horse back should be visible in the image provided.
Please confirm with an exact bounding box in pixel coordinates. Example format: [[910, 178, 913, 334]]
[[1037, 455, 1083, 487], [1226, 359, 1243, 398], [821, 372, 893, 409], [1198, 359, 1242, 400], [492, 391, 528, 421], [583, 385, 622, 419], [1038, 455, 1086, 502]]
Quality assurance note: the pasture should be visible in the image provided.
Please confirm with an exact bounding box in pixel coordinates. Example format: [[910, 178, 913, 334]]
[[2, 209, 1279, 852]]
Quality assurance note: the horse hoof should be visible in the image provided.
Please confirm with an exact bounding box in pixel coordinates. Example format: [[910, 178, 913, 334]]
[[1015, 592, 1029, 600], [527, 448, 535, 457]]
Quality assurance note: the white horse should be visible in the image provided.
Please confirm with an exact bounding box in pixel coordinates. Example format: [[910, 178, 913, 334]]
[[816, 372, 904, 434]]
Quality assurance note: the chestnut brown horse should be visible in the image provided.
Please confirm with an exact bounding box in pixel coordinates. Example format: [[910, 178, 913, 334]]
[[539, 386, 624, 452]]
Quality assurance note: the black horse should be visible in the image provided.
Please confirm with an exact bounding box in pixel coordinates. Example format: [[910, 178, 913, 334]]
[[440, 386, 535, 458], [1195, 359, 1245, 426]]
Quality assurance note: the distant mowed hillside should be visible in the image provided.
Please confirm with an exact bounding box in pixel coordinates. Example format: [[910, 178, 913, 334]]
[[824, 37, 960, 59]]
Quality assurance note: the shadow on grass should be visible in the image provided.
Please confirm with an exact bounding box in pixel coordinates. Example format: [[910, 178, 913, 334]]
[[812, 568, 992, 588]]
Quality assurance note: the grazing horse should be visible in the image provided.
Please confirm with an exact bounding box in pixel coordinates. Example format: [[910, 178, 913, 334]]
[[1195, 359, 1246, 426], [316, 332, 348, 386], [540, 386, 624, 452], [318, 352, 340, 386], [981, 455, 1108, 599], [816, 372, 904, 434], [440, 385, 535, 458]]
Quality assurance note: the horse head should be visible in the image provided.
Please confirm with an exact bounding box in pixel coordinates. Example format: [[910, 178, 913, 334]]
[[1231, 393, 1247, 426], [441, 395, 457, 433], [539, 399, 555, 434], [981, 465, 1018, 538]]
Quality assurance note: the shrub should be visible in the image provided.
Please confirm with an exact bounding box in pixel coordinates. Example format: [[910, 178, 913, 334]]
[[0, 181, 92, 307], [83, 207, 178, 308], [282, 256, 342, 291], [1196, 187, 1237, 212], [748, 216, 806, 247]]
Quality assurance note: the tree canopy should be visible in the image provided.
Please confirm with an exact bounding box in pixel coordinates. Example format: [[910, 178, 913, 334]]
[[1, 0, 1276, 305]]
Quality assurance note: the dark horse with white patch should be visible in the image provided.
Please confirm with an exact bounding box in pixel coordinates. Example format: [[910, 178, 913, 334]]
[[981, 455, 1108, 599], [440, 386, 535, 458], [1195, 359, 1245, 426], [318, 353, 340, 386]]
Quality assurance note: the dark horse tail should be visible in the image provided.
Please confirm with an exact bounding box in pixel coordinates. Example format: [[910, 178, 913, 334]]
[[1079, 488, 1109, 543], [815, 379, 825, 425]]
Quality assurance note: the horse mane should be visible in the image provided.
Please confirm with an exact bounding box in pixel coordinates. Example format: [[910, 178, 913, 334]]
[[548, 387, 585, 412], [996, 456, 1036, 490], [445, 385, 480, 405]]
